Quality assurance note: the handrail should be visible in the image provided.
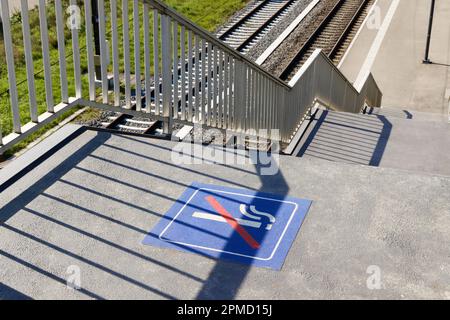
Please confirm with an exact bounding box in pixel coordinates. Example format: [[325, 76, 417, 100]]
[[284, 49, 382, 140]]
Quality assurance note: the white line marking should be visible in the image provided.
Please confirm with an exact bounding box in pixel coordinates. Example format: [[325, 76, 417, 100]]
[[337, 0, 380, 69], [354, 0, 401, 90]]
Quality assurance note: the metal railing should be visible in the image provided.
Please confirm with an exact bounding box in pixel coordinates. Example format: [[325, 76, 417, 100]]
[[0, 0, 382, 154]]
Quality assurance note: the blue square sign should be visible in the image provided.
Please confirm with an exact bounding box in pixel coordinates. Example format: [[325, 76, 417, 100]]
[[143, 183, 312, 270]]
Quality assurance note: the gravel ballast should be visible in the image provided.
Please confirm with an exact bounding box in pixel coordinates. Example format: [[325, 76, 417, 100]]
[[247, 0, 312, 61], [261, 0, 341, 77]]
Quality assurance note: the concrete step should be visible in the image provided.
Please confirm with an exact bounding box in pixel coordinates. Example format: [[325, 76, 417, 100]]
[[293, 109, 450, 177]]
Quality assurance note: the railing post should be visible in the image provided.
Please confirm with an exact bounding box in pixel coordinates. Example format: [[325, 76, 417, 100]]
[[0, 0, 20, 133], [143, 3, 152, 111], [98, 0, 108, 104], [38, 0, 54, 112], [153, 9, 161, 115], [55, 0, 68, 103], [91, 0, 102, 80], [133, 0, 142, 111], [20, 0, 38, 123], [161, 14, 173, 134], [71, 0, 82, 99], [111, 0, 121, 106], [123, 0, 132, 108], [234, 59, 247, 132], [173, 21, 179, 119], [84, 0, 96, 101], [180, 26, 187, 121]]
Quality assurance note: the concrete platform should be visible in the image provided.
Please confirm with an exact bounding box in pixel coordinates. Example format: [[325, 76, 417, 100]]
[[294, 109, 450, 176], [339, 0, 450, 116], [1, 126, 449, 299]]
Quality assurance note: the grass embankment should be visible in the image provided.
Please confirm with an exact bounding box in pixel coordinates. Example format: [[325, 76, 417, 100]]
[[0, 0, 249, 157]]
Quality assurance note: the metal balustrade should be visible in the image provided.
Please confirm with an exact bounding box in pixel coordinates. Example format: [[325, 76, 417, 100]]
[[0, 0, 382, 154]]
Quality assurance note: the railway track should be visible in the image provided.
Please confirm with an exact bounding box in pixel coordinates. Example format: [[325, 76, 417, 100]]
[[280, 0, 373, 82], [218, 0, 301, 54]]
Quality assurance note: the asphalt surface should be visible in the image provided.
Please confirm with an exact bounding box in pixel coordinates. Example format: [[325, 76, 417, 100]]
[[0, 126, 449, 299]]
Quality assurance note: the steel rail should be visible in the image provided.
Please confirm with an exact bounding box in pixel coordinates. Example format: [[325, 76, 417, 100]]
[[236, 0, 298, 52], [280, 0, 369, 81], [329, 0, 370, 60], [218, 0, 271, 40], [279, 0, 346, 80], [145, 0, 290, 89]]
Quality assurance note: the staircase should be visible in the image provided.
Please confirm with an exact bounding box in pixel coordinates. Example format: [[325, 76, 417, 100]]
[[294, 107, 450, 177], [0, 0, 381, 155]]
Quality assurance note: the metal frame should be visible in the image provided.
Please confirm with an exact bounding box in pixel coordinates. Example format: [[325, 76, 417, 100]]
[[0, 0, 382, 155]]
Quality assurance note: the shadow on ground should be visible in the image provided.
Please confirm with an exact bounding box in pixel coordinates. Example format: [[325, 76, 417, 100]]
[[0, 128, 290, 300], [296, 110, 392, 166]]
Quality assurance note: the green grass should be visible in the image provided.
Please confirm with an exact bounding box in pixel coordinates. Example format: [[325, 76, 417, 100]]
[[0, 0, 249, 157]]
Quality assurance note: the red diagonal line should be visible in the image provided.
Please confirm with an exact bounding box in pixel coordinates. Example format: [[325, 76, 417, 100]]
[[205, 196, 260, 249]]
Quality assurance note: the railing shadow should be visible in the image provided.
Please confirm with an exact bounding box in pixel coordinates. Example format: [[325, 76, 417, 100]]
[[296, 110, 392, 167], [0, 128, 292, 300], [0, 282, 33, 300], [0, 130, 190, 299]]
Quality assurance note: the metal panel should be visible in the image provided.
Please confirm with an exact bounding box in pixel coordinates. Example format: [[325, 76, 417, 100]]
[[241, 65, 249, 133], [218, 50, 224, 129], [263, 77, 269, 130], [161, 15, 173, 132], [251, 70, 257, 131], [256, 72, 261, 130], [233, 60, 245, 132], [207, 43, 213, 127], [223, 53, 229, 129], [200, 39, 207, 124], [180, 26, 186, 120], [173, 21, 179, 119], [187, 30, 193, 122], [194, 35, 200, 123], [153, 10, 161, 115], [211, 47, 218, 127], [229, 57, 235, 130]]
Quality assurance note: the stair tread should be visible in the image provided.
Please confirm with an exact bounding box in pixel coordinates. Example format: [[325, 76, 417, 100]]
[[292, 109, 450, 177]]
